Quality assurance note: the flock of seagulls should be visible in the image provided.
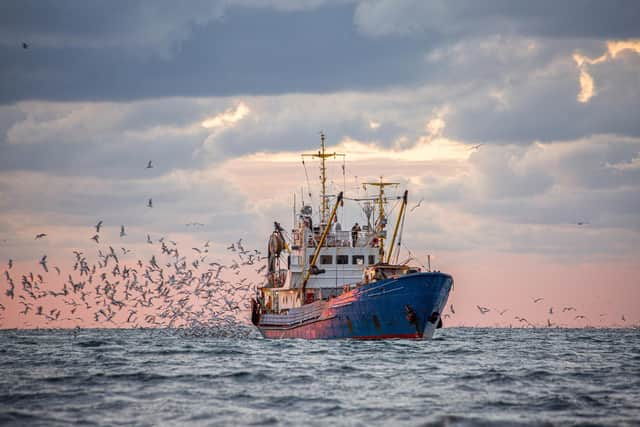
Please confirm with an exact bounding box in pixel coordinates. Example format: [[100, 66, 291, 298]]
[[446, 299, 630, 328], [1, 225, 264, 335], [0, 160, 262, 336]]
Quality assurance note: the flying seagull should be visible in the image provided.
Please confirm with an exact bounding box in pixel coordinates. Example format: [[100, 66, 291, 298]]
[[147, 198, 153, 208], [450, 304, 455, 314], [39, 255, 48, 273], [91, 234, 100, 244], [95, 220, 103, 233], [533, 297, 544, 303], [35, 233, 47, 240], [22, 42, 29, 49], [120, 225, 126, 237], [147, 234, 152, 244], [410, 198, 423, 213], [146, 160, 153, 169], [476, 305, 490, 315]]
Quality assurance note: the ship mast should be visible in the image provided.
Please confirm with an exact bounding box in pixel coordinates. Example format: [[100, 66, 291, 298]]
[[363, 176, 399, 260], [301, 132, 344, 224]]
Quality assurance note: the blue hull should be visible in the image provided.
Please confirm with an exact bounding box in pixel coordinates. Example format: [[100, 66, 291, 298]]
[[256, 272, 453, 339]]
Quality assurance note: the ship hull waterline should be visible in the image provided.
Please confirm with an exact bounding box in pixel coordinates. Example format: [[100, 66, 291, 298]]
[[255, 272, 453, 340]]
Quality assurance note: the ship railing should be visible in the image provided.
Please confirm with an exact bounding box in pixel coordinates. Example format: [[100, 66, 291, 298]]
[[353, 231, 375, 248], [260, 300, 326, 325], [304, 230, 368, 248]]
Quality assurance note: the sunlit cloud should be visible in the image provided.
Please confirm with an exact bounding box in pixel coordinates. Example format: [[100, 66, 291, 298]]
[[607, 40, 640, 58], [201, 102, 250, 129], [577, 68, 595, 103], [573, 39, 640, 103]]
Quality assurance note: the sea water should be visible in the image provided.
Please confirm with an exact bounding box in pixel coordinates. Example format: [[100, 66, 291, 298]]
[[1, 328, 639, 426]]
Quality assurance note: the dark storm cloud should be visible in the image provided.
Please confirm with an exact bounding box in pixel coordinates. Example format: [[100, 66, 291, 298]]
[[355, 0, 640, 40], [0, 2, 430, 104], [2, 0, 639, 104]]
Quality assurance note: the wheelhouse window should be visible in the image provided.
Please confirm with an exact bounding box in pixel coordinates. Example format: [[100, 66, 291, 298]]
[[320, 255, 333, 265], [336, 255, 348, 265], [352, 255, 365, 265], [368, 255, 376, 265]]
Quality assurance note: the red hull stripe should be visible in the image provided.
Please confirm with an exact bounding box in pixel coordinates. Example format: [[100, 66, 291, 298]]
[[261, 330, 421, 340]]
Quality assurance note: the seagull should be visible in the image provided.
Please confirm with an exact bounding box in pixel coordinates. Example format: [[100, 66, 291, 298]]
[[95, 220, 103, 233], [147, 198, 153, 208], [39, 255, 48, 272], [622, 315, 626, 322], [470, 143, 484, 150], [533, 297, 544, 303], [146, 160, 153, 169], [576, 221, 590, 226], [22, 42, 29, 49], [410, 198, 423, 212], [498, 309, 508, 316], [147, 234, 153, 244], [575, 315, 586, 320], [547, 319, 553, 328], [35, 233, 47, 239], [8, 259, 12, 269], [476, 305, 490, 315], [549, 307, 553, 315], [450, 304, 455, 314], [91, 234, 100, 243], [120, 225, 126, 237], [562, 306, 576, 312]]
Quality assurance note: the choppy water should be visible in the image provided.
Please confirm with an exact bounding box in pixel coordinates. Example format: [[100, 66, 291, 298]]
[[0, 328, 639, 426]]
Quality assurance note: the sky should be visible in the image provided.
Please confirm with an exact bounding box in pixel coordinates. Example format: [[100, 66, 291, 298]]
[[1, 0, 639, 328]]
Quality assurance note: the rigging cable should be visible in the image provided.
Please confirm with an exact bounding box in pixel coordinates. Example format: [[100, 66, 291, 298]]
[[301, 158, 312, 200]]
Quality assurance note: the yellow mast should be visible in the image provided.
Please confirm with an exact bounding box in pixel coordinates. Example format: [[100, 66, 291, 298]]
[[363, 177, 399, 260], [386, 190, 408, 264], [300, 192, 343, 298], [301, 132, 344, 224]]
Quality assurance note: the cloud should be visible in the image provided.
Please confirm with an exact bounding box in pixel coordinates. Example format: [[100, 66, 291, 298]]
[[201, 102, 250, 129], [354, 1, 640, 40], [0, 2, 431, 104], [573, 38, 640, 103]]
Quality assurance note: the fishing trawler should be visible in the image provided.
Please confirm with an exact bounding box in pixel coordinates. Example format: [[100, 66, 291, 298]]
[[250, 134, 454, 339]]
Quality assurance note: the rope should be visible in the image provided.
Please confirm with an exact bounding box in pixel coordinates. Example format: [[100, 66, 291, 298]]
[[301, 159, 312, 199]]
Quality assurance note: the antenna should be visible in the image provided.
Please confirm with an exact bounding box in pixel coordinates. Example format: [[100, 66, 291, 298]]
[[301, 132, 345, 224], [362, 176, 399, 260]]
